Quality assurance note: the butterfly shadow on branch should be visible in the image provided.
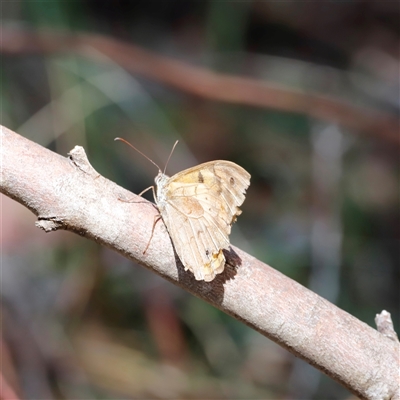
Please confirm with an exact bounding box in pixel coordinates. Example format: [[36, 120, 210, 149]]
[[175, 245, 241, 306]]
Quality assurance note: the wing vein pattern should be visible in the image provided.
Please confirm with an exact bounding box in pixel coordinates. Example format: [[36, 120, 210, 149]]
[[155, 160, 250, 281]]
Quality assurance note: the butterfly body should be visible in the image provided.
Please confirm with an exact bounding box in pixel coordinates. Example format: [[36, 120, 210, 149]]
[[154, 160, 250, 282]]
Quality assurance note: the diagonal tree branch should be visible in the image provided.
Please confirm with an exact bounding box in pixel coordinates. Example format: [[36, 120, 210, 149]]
[[1, 126, 399, 400], [1, 28, 399, 145]]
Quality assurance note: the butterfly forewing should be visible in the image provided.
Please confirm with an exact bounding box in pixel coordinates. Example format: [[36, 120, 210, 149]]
[[155, 161, 250, 281]]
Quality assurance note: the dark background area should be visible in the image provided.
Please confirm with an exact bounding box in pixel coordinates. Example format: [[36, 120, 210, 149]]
[[1, 1, 399, 399]]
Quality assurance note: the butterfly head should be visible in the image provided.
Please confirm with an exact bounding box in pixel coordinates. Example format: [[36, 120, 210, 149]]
[[155, 170, 169, 186]]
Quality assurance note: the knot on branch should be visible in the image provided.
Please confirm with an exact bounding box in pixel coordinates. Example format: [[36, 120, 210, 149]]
[[35, 218, 64, 232], [375, 310, 399, 343], [68, 146, 99, 177]]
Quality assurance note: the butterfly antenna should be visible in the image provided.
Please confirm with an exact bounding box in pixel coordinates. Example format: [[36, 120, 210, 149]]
[[163, 140, 179, 174], [114, 137, 161, 171]]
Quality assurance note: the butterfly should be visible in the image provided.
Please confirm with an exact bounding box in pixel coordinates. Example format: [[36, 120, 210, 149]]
[[115, 138, 251, 282]]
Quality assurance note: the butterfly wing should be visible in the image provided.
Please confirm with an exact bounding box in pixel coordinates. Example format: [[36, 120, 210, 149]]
[[156, 161, 250, 281]]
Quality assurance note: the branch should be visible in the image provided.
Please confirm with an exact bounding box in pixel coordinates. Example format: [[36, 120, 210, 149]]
[[1, 28, 399, 145], [1, 126, 399, 400]]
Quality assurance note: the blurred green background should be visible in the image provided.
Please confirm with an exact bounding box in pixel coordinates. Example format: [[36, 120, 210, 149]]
[[1, 1, 399, 399]]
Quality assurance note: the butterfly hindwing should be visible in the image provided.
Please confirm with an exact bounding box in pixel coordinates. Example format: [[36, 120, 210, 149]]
[[156, 161, 250, 281]]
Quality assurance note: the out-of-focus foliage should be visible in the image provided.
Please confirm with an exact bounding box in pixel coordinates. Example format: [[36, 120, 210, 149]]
[[1, 1, 398, 399]]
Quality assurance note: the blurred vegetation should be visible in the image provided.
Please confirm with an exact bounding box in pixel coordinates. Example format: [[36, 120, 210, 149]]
[[1, 1, 399, 399]]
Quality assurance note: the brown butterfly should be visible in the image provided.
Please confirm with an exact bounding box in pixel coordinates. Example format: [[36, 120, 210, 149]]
[[116, 138, 250, 282]]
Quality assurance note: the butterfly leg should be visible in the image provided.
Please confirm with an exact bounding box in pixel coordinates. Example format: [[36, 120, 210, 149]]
[[138, 186, 154, 198], [143, 185, 161, 253], [118, 186, 154, 203], [143, 214, 162, 254]]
